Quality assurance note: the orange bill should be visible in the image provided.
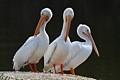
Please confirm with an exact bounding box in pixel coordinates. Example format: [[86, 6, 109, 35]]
[[64, 16, 71, 41], [34, 16, 49, 36], [87, 32, 100, 57]]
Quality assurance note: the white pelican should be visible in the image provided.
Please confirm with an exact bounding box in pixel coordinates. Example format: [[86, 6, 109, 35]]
[[43, 8, 74, 74], [13, 8, 53, 72], [55, 24, 100, 75]]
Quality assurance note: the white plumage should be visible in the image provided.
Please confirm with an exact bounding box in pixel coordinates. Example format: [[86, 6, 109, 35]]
[[55, 24, 100, 74], [13, 8, 53, 72], [43, 8, 74, 74]]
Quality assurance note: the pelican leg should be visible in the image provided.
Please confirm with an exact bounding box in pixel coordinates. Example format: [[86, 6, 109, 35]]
[[53, 64, 57, 74], [33, 64, 38, 72], [29, 64, 34, 72], [70, 68, 75, 75], [60, 64, 64, 74]]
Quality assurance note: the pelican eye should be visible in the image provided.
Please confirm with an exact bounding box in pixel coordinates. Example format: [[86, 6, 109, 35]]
[[42, 13, 44, 15], [87, 30, 89, 32], [66, 16, 67, 22]]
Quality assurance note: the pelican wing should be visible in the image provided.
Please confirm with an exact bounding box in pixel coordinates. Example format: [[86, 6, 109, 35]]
[[44, 42, 57, 66], [13, 36, 38, 70], [64, 42, 81, 69]]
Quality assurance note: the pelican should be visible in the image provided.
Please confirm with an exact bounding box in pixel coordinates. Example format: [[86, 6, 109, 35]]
[[13, 8, 53, 72], [43, 8, 74, 74], [55, 24, 99, 75]]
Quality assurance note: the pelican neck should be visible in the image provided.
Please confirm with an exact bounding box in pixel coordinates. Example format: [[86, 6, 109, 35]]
[[40, 23, 47, 33], [60, 20, 68, 39], [83, 37, 92, 46]]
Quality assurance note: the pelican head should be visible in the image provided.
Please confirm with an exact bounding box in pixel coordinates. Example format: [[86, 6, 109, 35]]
[[63, 8, 74, 21], [63, 8, 74, 41], [41, 8, 53, 22], [77, 24, 100, 57], [34, 8, 53, 36], [77, 24, 91, 40]]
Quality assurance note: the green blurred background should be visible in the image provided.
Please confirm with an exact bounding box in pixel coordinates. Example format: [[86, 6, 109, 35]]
[[0, 0, 120, 80]]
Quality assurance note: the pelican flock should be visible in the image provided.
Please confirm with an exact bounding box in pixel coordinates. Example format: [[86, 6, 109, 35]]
[[13, 7, 99, 75], [13, 8, 53, 72]]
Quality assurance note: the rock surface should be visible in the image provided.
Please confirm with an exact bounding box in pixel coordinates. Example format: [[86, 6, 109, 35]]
[[0, 71, 96, 80]]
